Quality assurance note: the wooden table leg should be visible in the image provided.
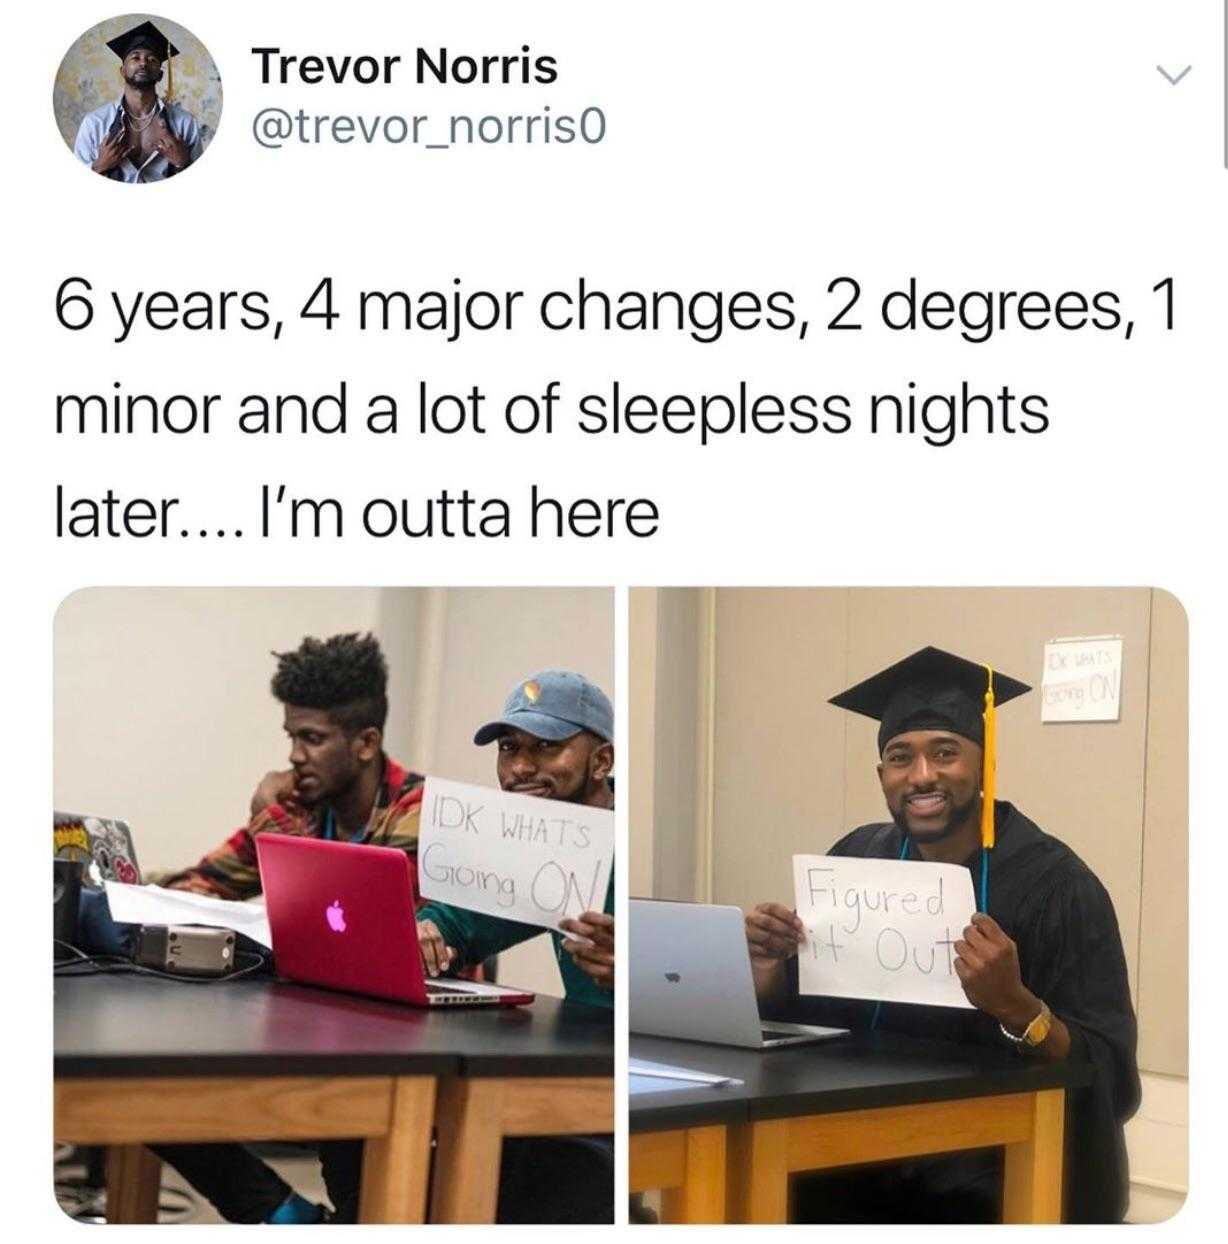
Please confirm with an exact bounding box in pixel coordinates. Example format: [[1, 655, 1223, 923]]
[[660, 1125, 727, 1224], [105, 1144, 161, 1224], [427, 1075, 612, 1223], [1003, 1088, 1065, 1223], [429, 1079, 506, 1223], [726, 1118, 790, 1224], [358, 1076, 437, 1224]]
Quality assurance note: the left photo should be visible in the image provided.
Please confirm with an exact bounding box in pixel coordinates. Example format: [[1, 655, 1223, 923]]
[[52, 587, 615, 1224]]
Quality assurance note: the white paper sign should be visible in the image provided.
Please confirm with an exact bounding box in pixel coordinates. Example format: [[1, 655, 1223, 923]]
[[419, 777, 614, 931], [792, 854, 976, 1008], [1041, 636, 1123, 722], [103, 882, 272, 949]]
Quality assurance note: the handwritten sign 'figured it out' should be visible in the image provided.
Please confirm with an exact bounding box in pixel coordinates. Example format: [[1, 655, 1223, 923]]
[[792, 854, 976, 1008], [1041, 636, 1123, 723], [419, 776, 613, 932]]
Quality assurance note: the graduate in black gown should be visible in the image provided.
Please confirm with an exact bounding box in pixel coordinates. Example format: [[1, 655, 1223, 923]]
[[746, 647, 1140, 1224]]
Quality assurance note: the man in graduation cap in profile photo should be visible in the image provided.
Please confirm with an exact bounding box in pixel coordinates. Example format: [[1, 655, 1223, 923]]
[[72, 20, 202, 182], [745, 647, 1141, 1224]]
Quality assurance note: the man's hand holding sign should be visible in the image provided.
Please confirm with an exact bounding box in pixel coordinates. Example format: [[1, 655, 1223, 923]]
[[413, 904, 616, 983], [749, 857, 1068, 1054], [953, 912, 1064, 1051], [559, 910, 615, 989]]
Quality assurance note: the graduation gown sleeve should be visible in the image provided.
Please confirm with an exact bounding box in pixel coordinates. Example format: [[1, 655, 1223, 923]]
[[1014, 868, 1140, 1222]]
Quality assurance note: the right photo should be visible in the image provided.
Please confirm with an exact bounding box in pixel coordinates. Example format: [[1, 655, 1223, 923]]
[[628, 588, 1187, 1226]]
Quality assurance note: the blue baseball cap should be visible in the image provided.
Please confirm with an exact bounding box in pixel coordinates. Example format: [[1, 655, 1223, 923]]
[[473, 670, 614, 745]]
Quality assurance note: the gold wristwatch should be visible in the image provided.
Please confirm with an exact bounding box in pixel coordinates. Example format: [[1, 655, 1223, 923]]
[[1000, 1000, 1052, 1048]]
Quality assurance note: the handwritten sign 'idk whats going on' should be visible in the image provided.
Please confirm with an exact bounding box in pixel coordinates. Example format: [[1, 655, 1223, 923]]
[[1041, 635, 1123, 723], [792, 854, 976, 1009], [419, 777, 613, 931]]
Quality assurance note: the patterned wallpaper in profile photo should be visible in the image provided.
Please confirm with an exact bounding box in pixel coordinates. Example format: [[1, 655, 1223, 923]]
[[53, 13, 222, 151]]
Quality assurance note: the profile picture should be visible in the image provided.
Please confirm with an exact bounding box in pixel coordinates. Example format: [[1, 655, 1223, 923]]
[[53, 13, 222, 183]]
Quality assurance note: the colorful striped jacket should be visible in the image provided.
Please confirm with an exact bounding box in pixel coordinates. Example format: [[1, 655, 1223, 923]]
[[160, 756, 425, 901]]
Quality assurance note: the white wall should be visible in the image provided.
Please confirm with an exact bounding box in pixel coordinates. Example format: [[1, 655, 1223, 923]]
[[1124, 1072, 1188, 1223], [54, 588, 390, 868], [54, 586, 614, 998]]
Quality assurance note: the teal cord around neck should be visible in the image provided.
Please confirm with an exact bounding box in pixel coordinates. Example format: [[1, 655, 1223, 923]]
[[321, 807, 371, 845], [869, 833, 989, 1031]]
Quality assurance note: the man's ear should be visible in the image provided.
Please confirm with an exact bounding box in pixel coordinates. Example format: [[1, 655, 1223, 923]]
[[355, 727, 382, 763], [876, 759, 886, 789], [590, 740, 614, 783]]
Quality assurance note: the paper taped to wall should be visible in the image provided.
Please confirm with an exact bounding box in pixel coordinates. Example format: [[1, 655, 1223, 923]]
[[793, 854, 976, 1008], [1042, 635, 1123, 722]]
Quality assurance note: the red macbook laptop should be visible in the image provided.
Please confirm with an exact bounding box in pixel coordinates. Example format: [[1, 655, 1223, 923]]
[[255, 833, 533, 1008]]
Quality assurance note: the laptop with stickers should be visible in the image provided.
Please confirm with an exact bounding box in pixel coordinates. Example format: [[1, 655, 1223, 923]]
[[53, 811, 142, 887]]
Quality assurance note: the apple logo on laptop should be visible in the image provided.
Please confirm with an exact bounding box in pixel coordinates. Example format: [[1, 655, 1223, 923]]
[[326, 900, 347, 933], [664, 972, 681, 983]]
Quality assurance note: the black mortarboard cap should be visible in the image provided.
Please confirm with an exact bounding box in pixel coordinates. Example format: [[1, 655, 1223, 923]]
[[106, 20, 178, 61], [829, 646, 1030, 754]]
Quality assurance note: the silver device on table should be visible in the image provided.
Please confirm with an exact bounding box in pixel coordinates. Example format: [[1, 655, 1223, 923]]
[[630, 898, 848, 1049]]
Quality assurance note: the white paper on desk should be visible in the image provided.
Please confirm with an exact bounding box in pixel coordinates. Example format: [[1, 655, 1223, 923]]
[[418, 776, 613, 932], [104, 882, 273, 950], [630, 1075, 710, 1096], [793, 854, 976, 1009], [628, 1058, 742, 1087]]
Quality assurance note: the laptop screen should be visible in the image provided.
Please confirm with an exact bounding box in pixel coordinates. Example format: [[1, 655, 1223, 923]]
[[53, 811, 142, 887]]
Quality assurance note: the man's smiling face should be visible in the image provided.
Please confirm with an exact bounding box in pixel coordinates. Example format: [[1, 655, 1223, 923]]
[[877, 729, 982, 842], [496, 727, 611, 804]]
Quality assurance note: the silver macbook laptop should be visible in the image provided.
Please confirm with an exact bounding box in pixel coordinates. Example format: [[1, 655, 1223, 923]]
[[630, 898, 847, 1049]]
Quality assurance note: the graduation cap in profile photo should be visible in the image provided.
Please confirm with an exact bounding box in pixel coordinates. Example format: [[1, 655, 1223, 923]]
[[829, 646, 1031, 851], [105, 20, 180, 99], [106, 19, 178, 62]]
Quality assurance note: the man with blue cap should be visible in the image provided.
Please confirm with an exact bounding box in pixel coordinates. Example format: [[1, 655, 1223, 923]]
[[418, 669, 616, 1002], [416, 670, 615, 1223]]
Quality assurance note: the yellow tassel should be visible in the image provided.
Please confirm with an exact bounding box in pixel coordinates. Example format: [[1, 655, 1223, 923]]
[[981, 665, 996, 848], [166, 37, 173, 102]]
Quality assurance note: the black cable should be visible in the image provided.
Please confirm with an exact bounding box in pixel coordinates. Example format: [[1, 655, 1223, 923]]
[[53, 939, 269, 983], [53, 939, 95, 963]]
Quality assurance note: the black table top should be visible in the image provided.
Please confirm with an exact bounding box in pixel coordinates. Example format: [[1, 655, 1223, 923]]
[[630, 1032, 1092, 1133], [54, 974, 613, 1080]]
